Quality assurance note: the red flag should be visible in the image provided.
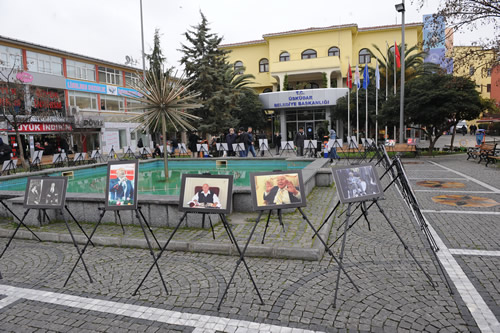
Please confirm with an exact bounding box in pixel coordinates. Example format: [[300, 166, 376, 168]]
[[395, 41, 401, 68], [347, 64, 353, 89]]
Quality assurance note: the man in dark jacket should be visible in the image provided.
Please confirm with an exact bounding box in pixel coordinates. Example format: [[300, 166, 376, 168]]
[[188, 131, 200, 158], [226, 128, 236, 156], [0, 138, 12, 164], [274, 132, 282, 154], [238, 127, 249, 157], [294, 127, 306, 156]]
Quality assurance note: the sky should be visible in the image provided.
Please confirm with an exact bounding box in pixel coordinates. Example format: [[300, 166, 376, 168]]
[[1, 0, 493, 71]]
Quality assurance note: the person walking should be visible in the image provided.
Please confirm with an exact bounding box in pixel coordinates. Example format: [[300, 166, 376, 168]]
[[294, 127, 306, 156], [246, 127, 257, 157], [274, 132, 282, 155], [226, 128, 236, 157], [237, 127, 249, 157], [328, 129, 340, 162]]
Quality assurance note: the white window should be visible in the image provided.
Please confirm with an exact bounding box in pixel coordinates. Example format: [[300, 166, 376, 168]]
[[0, 45, 23, 69], [67, 60, 96, 81], [98, 66, 122, 85], [68, 91, 98, 110], [100, 95, 124, 111], [26, 51, 62, 75], [125, 72, 140, 87]]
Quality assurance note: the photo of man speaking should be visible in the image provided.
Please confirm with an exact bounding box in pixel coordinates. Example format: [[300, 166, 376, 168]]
[[250, 171, 306, 210], [263, 175, 301, 205]]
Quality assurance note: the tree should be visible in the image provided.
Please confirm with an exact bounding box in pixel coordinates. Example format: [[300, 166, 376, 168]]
[[146, 29, 173, 79], [180, 12, 232, 136], [380, 73, 482, 152], [233, 90, 266, 131], [414, 0, 500, 75], [128, 72, 201, 179]]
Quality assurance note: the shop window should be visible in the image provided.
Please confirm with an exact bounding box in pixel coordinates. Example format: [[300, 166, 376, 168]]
[[359, 49, 371, 64], [30, 87, 65, 115], [100, 95, 124, 111], [301, 49, 317, 59], [125, 72, 140, 87], [280, 52, 290, 62], [68, 91, 97, 110], [234, 61, 244, 74], [27, 51, 62, 75], [259, 59, 269, 72], [98, 66, 122, 85], [66, 60, 96, 81], [0, 45, 23, 69], [328, 47, 340, 57]]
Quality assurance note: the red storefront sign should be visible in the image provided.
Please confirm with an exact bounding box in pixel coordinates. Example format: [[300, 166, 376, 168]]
[[15, 123, 73, 132]]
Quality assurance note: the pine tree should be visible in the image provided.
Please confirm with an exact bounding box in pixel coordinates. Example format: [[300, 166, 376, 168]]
[[180, 12, 233, 135]]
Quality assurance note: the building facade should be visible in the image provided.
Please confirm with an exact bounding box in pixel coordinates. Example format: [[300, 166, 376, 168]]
[[0, 35, 149, 158]]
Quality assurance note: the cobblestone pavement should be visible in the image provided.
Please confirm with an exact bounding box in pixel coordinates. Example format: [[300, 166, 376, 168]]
[[0, 153, 497, 332]]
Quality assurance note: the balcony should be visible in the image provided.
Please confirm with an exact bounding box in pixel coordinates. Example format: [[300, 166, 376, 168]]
[[270, 56, 341, 75]]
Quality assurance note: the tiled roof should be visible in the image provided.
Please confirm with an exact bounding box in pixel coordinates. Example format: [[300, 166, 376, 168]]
[[220, 39, 266, 48]]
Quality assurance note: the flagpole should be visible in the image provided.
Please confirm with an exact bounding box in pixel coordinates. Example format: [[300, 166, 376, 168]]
[[375, 60, 378, 143], [385, 42, 389, 101], [394, 41, 397, 96], [365, 86, 368, 139], [356, 87, 359, 143], [347, 63, 352, 139]]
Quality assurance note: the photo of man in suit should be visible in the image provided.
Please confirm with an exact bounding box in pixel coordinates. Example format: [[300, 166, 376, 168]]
[[109, 168, 134, 204], [43, 181, 60, 205], [263, 175, 301, 205], [188, 183, 221, 208]]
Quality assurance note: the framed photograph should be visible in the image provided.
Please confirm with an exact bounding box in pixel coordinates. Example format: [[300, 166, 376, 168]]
[[407, 138, 420, 145], [105, 160, 139, 210], [385, 139, 396, 147], [23, 176, 68, 209], [332, 164, 384, 203], [250, 170, 306, 210], [179, 174, 233, 214]]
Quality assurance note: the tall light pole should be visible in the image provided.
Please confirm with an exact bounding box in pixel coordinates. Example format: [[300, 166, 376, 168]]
[[140, 0, 146, 79], [396, 1, 405, 143]]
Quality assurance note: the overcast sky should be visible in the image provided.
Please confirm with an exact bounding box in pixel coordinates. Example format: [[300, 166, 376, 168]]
[[1, 0, 493, 71]]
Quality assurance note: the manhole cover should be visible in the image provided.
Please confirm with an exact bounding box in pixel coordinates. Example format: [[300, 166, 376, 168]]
[[432, 195, 499, 207], [417, 180, 465, 188]]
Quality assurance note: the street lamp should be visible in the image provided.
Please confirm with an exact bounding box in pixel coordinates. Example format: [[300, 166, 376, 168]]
[[395, 1, 405, 143], [140, 0, 146, 79]]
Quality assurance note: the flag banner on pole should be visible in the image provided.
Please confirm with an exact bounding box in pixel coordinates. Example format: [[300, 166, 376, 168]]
[[395, 41, 401, 68], [355, 65, 360, 89], [375, 61, 380, 90], [363, 65, 370, 89], [347, 64, 353, 89]]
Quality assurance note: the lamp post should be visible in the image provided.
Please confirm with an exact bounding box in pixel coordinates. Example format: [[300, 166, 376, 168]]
[[395, 1, 405, 143], [140, 0, 146, 79]]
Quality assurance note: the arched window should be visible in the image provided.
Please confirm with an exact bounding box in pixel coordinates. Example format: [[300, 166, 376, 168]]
[[263, 88, 272, 93], [280, 52, 290, 62], [328, 47, 340, 57], [259, 58, 269, 72], [359, 48, 371, 64], [234, 61, 244, 74], [301, 49, 317, 59]]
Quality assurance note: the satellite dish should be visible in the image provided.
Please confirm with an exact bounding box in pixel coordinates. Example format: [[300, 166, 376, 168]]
[[125, 56, 131, 63]]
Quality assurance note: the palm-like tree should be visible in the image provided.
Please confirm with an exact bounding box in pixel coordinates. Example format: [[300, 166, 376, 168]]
[[128, 71, 202, 179], [369, 44, 438, 95]]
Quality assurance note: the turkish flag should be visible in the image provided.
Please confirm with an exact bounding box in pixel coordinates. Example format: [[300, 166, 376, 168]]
[[347, 64, 353, 89], [395, 41, 401, 68]]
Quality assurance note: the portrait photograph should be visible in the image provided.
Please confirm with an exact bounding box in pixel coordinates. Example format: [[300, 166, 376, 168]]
[[105, 160, 139, 210], [24, 176, 68, 209], [250, 171, 306, 211], [333, 164, 384, 204], [179, 174, 233, 214]]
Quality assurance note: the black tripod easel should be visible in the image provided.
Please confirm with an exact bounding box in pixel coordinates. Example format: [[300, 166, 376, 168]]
[[216, 143, 229, 157], [304, 140, 317, 158], [345, 137, 361, 165], [52, 153, 67, 168], [64, 206, 167, 292], [259, 208, 286, 244], [232, 143, 246, 157], [132, 211, 262, 310], [91, 149, 106, 163], [107, 146, 119, 161], [280, 141, 296, 156], [330, 198, 435, 307], [197, 144, 210, 157], [258, 140, 273, 157], [1, 159, 17, 175], [122, 146, 136, 159], [177, 143, 188, 157]]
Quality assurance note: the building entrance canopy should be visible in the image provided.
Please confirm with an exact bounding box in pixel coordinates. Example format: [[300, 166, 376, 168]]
[[259, 88, 348, 109]]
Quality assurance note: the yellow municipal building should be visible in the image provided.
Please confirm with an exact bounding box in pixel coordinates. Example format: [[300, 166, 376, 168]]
[[220, 22, 491, 141]]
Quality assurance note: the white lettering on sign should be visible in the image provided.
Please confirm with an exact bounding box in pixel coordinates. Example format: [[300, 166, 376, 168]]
[[16, 123, 72, 132]]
